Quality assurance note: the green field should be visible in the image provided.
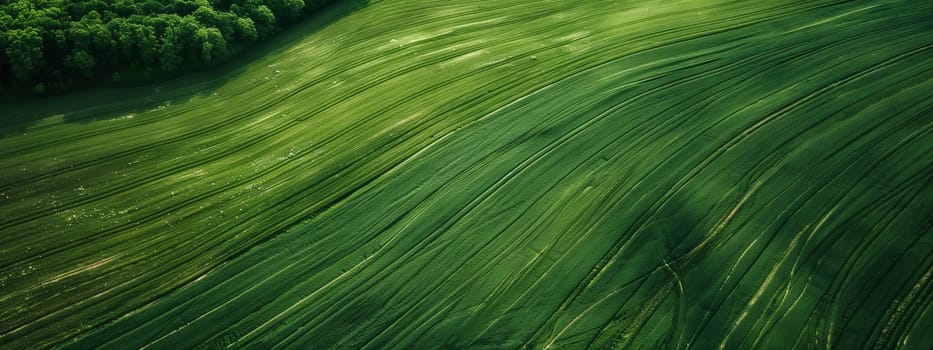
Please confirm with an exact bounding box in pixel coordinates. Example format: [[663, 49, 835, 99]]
[[2, 0, 932, 348]]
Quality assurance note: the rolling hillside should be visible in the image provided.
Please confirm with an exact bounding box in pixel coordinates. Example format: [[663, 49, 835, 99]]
[[1, 0, 931, 348]]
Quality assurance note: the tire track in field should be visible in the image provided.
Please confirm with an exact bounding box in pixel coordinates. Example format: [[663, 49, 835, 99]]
[[14, 2, 628, 346], [246, 2, 932, 348], [144, 2, 932, 348], [524, 17, 916, 348], [0, 0, 592, 282], [682, 63, 933, 348], [0, 0, 596, 259], [253, 28, 792, 346], [524, 5, 932, 348], [4, 0, 933, 349]]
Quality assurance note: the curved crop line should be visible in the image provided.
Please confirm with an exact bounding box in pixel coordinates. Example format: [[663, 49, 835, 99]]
[[2, 0, 932, 349]]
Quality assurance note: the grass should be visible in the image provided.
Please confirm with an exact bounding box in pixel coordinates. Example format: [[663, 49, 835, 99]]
[[1, 0, 931, 348]]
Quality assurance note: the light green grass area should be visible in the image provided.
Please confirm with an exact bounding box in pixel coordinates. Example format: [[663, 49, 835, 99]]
[[1, 0, 932, 348]]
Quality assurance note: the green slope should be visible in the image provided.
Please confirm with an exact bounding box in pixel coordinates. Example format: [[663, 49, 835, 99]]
[[1, 0, 932, 348]]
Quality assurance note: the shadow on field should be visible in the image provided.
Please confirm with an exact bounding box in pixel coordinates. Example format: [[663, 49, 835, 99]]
[[0, 0, 370, 138]]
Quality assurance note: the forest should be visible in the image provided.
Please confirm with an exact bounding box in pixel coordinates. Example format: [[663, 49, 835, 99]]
[[0, 0, 334, 93]]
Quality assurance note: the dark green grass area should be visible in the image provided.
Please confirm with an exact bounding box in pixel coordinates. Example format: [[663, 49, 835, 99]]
[[1, 0, 931, 349]]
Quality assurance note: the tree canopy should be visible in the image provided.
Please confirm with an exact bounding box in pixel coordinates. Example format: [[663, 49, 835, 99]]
[[0, 0, 337, 93]]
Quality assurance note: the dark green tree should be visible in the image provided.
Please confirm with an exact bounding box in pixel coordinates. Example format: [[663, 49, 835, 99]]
[[64, 48, 95, 77], [194, 27, 226, 62], [4, 27, 44, 82]]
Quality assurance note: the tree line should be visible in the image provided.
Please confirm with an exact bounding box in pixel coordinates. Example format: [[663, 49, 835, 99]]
[[1, 0, 335, 93]]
